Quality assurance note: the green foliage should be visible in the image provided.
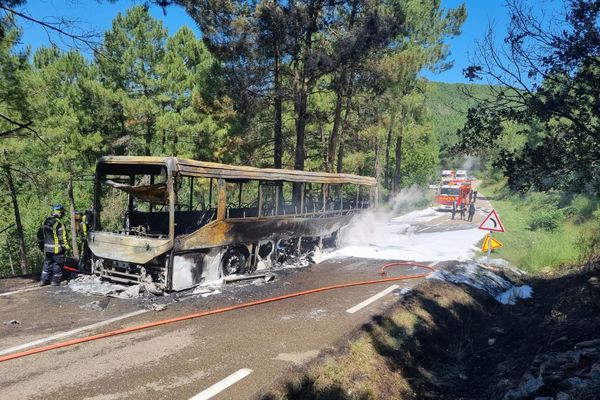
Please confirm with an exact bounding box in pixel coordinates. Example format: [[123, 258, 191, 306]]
[[527, 207, 563, 232], [455, 1, 600, 195], [575, 209, 600, 265], [478, 180, 599, 272]]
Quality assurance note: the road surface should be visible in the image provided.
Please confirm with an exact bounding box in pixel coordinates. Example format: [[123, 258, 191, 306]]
[[0, 196, 493, 400]]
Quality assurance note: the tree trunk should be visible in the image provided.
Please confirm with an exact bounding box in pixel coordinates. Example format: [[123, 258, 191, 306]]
[[144, 113, 154, 156], [393, 127, 403, 194], [327, 77, 345, 173], [336, 93, 352, 174], [2, 158, 27, 274], [273, 48, 283, 169], [384, 116, 394, 190], [294, 77, 308, 172], [374, 139, 382, 201], [336, 139, 345, 173], [67, 175, 80, 259]]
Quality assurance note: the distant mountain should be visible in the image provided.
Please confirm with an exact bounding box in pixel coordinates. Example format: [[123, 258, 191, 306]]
[[425, 81, 494, 150]]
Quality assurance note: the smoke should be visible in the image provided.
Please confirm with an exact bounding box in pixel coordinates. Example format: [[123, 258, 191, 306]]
[[460, 156, 479, 172], [337, 185, 431, 248]]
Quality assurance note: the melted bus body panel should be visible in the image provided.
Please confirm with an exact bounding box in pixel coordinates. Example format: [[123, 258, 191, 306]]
[[90, 156, 376, 291]]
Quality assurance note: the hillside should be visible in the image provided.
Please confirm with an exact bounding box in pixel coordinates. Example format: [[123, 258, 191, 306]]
[[425, 81, 495, 166]]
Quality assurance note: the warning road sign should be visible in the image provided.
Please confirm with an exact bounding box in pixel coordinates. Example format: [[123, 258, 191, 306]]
[[479, 209, 505, 232], [481, 234, 503, 252]]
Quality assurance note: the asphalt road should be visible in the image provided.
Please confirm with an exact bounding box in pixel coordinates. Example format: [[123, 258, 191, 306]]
[[0, 195, 492, 400]]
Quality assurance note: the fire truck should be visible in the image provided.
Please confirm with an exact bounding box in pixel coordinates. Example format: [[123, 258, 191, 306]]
[[435, 172, 472, 211]]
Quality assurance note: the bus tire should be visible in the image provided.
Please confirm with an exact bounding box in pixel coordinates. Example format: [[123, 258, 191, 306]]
[[221, 246, 247, 276]]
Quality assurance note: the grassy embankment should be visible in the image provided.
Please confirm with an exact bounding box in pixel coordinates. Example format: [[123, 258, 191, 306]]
[[264, 180, 600, 400], [478, 179, 600, 273]]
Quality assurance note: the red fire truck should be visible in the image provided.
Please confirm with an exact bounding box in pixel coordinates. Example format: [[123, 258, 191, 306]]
[[435, 180, 471, 210]]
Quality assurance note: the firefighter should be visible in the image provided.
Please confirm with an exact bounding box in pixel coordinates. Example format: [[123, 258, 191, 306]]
[[451, 199, 457, 220], [77, 206, 93, 274], [39, 204, 70, 286], [468, 201, 476, 222]]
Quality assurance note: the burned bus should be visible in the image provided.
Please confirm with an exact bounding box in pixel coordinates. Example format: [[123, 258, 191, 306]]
[[88, 156, 377, 291]]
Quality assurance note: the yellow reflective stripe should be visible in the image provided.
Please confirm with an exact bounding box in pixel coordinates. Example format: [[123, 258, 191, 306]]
[[59, 219, 70, 251], [52, 220, 60, 254], [82, 220, 87, 236]]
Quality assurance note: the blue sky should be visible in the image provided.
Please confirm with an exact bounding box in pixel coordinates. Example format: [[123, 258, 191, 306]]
[[17, 0, 514, 84]]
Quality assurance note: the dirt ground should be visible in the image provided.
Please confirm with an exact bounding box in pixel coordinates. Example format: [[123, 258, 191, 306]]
[[261, 261, 600, 400]]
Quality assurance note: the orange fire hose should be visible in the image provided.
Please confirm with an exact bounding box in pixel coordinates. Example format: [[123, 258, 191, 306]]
[[0, 261, 436, 363]]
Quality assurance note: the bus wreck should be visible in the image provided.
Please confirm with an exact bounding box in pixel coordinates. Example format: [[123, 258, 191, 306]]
[[88, 156, 377, 291]]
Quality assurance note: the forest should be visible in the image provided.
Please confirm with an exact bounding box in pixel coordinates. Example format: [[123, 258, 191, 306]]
[[0, 1, 466, 276], [0, 0, 598, 277]]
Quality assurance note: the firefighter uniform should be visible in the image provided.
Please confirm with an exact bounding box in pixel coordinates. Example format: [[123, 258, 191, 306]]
[[39, 205, 70, 286], [77, 209, 93, 274]]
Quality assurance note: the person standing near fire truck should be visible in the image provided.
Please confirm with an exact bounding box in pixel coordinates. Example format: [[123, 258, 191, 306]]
[[38, 204, 70, 286], [468, 202, 476, 222]]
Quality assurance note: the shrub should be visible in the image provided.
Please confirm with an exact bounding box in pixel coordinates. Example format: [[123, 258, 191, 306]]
[[576, 220, 600, 265], [528, 207, 563, 232], [569, 194, 599, 223]]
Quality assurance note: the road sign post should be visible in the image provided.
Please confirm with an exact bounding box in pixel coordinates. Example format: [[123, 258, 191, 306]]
[[487, 232, 492, 263]]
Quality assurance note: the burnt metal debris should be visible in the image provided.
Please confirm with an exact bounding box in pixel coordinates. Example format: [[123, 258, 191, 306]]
[[87, 156, 376, 291]]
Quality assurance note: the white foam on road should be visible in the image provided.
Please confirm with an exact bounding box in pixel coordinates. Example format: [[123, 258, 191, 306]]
[[323, 212, 487, 262]]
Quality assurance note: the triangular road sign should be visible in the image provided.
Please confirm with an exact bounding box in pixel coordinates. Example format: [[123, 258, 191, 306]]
[[481, 234, 503, 252], [479, 209, 505, 232]]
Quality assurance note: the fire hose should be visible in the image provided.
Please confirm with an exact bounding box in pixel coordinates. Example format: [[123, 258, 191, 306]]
[[0, 261, 436, 363]]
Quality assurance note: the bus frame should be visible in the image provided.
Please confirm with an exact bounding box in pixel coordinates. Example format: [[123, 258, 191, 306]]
[[88, 156, 377, 291]]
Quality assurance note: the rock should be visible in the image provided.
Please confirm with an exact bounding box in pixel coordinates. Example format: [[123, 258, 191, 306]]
[[574, 338, 600, 350], [496, 361, 512, 373], [264, 273, 275, 282], [145, 303, 166, 312], [488, 338, 496, 346], [4, 319, 21, 326], [555, 392, 570, 400], [533, 397, 553, 400], [502, 389, 523, 400], [518, 375, 544, 396], [563, 377, 588, 389], [550, 336, 567, 347], [589, 363, 600, 379], [587, 277, 600, 307]]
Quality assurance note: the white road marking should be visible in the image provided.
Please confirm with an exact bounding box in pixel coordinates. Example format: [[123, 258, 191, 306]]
[[346, 285, 400, 314], [0, 309, 149, 356], [0, 286, 42, 297], [189, 368, 253, 400]]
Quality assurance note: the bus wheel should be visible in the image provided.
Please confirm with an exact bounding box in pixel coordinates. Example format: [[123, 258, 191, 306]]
[[221, 247, 247, 275]]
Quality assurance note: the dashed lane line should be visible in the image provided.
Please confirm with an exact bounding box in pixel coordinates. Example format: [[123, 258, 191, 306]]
[[0, 286, 42, 297], [188, 368, 253, 400], [0, 309, 149, 356], [346, 285, 400, 314], [346, 261, 439, 314]]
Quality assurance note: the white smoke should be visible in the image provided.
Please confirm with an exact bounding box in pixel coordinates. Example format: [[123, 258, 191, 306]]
[[337, 185, 431, 248], [460, 156, 479, 172]]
